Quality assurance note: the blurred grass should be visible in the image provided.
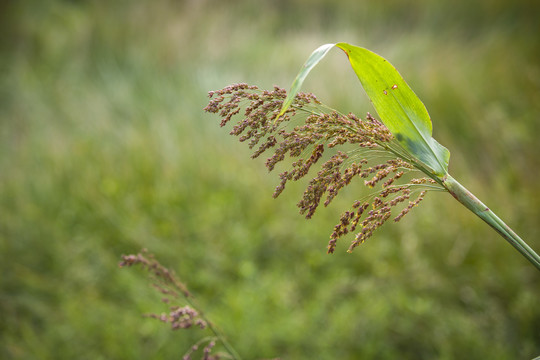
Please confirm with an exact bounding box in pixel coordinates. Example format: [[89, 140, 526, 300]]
[[1, 0, 540, 359]]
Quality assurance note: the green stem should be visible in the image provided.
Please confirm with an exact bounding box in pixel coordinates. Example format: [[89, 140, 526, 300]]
[[442, 174, 540, 271], [183, 294, 243, 360]]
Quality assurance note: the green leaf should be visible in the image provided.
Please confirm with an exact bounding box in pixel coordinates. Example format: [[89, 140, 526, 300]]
[[278, 43, 334, 117], [278, 42, 450, 177]]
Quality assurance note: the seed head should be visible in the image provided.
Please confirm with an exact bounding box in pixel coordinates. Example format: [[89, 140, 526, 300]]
[[205, 85, 443, 253]]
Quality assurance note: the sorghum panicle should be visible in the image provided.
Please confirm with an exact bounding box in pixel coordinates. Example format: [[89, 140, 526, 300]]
[[119, 251, 222, 360], [205, 84, 440, 253]]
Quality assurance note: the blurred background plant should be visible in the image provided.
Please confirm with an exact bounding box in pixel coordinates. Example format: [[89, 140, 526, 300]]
[[1, 0, 539, 359], [118, 250, 241, 360]]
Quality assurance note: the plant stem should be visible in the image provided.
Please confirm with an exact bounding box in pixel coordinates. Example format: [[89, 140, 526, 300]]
[[442, 174, 540, 271], [205, 321, 242, 360], [182, 294, 243, 360]]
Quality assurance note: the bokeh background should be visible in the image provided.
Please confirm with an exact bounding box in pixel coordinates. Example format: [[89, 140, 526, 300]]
[[1, 0, 539, 359]]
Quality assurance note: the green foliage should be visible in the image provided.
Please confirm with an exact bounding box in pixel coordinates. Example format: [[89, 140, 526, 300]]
[[1, 0, 540, 359]]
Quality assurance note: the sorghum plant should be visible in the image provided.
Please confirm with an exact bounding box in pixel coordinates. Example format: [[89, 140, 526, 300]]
[[119, 250, 242, 360], [205, 43, 540, 271]]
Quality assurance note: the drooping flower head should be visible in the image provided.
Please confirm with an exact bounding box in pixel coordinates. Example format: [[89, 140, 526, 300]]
[[205, 84, 443, 253]]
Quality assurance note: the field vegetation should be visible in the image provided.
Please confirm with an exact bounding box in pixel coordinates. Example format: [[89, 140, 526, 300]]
[[1, 0, 539, 359]]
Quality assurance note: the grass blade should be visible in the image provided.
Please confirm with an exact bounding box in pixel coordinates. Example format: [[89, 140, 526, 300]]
[[277, 43, 334, 118], [335, 43, 450, 177]]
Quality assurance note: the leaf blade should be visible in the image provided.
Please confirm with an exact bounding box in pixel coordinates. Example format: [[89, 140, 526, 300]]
[[277, 43, 335, 118], [335, 43, 449, 176]]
